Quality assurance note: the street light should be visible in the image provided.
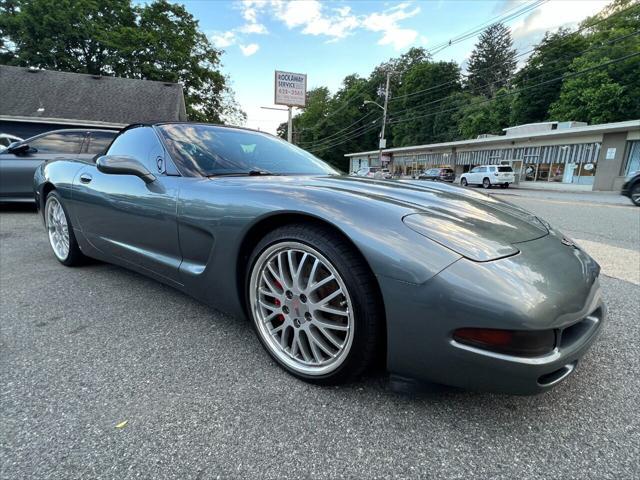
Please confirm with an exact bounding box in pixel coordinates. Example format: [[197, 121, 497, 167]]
[[363, 100, 384, 110]]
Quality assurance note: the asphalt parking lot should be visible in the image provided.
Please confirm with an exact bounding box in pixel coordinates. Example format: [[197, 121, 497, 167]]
[[1, 194, 639, 480]]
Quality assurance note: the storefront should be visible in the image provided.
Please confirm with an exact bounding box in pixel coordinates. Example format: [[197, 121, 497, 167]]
[[344, 120, 640, 191]]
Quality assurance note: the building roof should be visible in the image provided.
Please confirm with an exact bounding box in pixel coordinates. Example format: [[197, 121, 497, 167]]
[[0, 65, 187, 125], [345, 119, 640, 157]]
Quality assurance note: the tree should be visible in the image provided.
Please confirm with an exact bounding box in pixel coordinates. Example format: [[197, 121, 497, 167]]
[[466, 23, 517, 97], [510, 29, 588, 125], [0, 0, 245, 124], [390, 61, 461, 146], [549, 0, 640, 124], [457, 88, 512, 139]]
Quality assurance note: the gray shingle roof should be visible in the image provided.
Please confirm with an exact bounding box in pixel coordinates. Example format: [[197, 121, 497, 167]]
[[0, 65, 187, 124]]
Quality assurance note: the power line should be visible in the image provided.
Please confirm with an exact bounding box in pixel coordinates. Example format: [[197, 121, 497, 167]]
[[306, 28, 638, 151], [389, 1, 640, 105], [307, 121, 382, 154], [388, 52, 640, 127], [425, 0, 549, 56], [305, 119, 381, 152], [306, 51, 639, 152], [297, 110, 378, 146], [294, 0, 550, 136], [387, 28, 640, 120]]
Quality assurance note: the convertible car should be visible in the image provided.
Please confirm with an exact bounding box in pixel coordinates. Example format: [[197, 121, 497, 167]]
[[34, 123, 605, 394]]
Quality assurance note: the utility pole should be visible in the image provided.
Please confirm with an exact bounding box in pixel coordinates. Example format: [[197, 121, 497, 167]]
[[287, 106, 293, 143], [379, 71, 391, 167]]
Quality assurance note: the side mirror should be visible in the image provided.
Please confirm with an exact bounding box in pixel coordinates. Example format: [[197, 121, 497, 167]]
[[7, 142, 31, 155], [96, 155, 156, 183]]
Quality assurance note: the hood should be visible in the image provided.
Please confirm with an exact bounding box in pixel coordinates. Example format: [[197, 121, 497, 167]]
[[294, 176, 548, 262]]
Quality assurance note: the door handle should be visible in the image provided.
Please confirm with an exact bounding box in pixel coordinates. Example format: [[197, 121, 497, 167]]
[[79, 173, 92, 184]]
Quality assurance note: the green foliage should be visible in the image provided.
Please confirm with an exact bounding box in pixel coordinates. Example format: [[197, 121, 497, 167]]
[[390, 61, 462, 145], [549, 0, 640, 124], [285, 0, 639, 163], [466, 23, 517, 97], [510, 29, 588, 125], [0, 0, 245, 124]]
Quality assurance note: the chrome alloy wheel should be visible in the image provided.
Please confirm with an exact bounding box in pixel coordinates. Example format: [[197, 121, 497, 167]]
[[46, 196, 70, 261], [250, 241, 354, 376]]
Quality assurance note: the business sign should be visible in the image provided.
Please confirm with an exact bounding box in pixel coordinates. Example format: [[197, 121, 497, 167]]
[[274, 70, 307, 107], [605, 147, 616, 160]]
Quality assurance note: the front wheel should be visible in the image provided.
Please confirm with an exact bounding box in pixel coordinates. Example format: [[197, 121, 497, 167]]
[[482, 178, 491, 189], [247, 225, 382, 384], [630, 184, 640, 206], [461, 178, 468, 187], [45, 191, 85, 266]]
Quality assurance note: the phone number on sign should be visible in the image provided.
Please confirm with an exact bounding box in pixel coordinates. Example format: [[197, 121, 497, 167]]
[[278, 88, 304, 97]]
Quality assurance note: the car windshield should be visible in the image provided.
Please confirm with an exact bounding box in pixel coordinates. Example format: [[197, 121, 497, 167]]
[[155, 123, 340, 177], [498, 166, 513, 172]]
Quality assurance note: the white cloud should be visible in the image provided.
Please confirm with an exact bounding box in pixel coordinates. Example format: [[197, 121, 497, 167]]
[[362, 3, 422, 50], [211, 31, 236, 48], [223, 1, 424, 52], [238, 22, 269, 34], [511, 0, 611, 39], [239, 43, 260, 56]]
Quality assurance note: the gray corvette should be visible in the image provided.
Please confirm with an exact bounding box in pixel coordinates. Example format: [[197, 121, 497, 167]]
[[34, 123, 605, 394]]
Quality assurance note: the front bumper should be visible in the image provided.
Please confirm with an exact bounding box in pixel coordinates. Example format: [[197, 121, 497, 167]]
[[380, 231, 605, 395]]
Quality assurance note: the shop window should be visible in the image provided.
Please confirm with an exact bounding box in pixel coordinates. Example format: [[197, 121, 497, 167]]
[[625, 141, 640, 175]]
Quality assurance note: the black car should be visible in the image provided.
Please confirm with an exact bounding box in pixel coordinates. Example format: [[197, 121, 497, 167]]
[[0, 128, 118, 202], [417, 168, 455, 182], [621, 170, 640, 206]]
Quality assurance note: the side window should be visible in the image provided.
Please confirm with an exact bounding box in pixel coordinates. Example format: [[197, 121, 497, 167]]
[[29, 131, 86, 154], [107, 127, 164, 173], [470, 167, 479, 173], [87, 131, 117, 155]]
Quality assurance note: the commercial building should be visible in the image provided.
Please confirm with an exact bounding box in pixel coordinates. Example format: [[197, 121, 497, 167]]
[[346, 119, 640, 191], [0, 65, 187, 139]]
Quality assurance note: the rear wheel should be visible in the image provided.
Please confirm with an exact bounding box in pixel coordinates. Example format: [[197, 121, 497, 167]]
[[247, 224, 382, 384], [45, 191, 84, 266], [482, 177, 491, 189], [631, 184, 640, 206], [461, 178, 468, 187]]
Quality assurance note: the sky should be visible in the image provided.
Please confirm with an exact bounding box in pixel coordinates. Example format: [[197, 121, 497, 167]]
[[176, 0, 611, 133]]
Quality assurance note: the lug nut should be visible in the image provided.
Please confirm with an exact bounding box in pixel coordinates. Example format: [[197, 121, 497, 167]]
[[282, 305, 289, 314], [300, 294, 307, 303], [285, 290, 293, 299]]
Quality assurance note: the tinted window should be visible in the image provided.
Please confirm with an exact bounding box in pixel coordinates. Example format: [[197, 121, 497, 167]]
[[107, 127, 163, 171], [442, 169, 454, 173], [29, 131, 85, 154], [498, 166, 513, 172], [87, 131, 117, 155], [156, 124, 339, 177]]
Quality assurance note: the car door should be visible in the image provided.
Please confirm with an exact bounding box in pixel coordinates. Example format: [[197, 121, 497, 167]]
[[0, 130, 85, 200], [72, 126, 182, 284], [472, 166, 485, 184]]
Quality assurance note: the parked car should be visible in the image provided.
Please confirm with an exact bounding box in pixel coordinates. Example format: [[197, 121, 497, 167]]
[[0, 128, 118, 202], [460, 165, 515, 189], [417, 168, 455, 182], [34, 122, 605, 394], [621, 170, 640, 206], [0, 133, 23, 151], [374, 168, 392, 179], [354, 166, 379, 178]]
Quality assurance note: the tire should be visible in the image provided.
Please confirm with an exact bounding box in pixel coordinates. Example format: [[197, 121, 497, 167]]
[[44, 191, 85, 266], [246, 224, 382, 385], [631, 184, 640, 206], [461, 178, 468, 187], [482, 177, 491, 189]]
